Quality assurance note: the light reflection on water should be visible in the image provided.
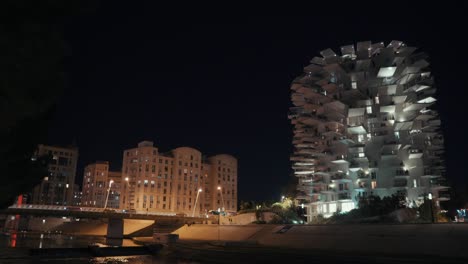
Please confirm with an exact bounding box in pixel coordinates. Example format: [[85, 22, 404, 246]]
[[0, 233, 197, 264]]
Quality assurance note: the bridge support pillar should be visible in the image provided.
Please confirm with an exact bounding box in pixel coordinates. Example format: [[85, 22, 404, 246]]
[[106, 218, 124, 239]]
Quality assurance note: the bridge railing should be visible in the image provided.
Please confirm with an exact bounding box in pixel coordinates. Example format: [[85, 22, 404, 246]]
[[7, 204, 201, 218]]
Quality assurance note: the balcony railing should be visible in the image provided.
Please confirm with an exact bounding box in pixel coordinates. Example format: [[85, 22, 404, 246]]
[[331, 173, 347, 180]]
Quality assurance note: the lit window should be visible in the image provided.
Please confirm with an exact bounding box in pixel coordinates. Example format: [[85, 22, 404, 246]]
[[371, 181, 377, 189], [366, 106, 372, 114], [413, 179, 417, 188], [358, 153, 365, 158], [375, 96, 380, 104], [352, 81, 357, 89]]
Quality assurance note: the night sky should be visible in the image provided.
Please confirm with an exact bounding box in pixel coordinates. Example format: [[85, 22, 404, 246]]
[[45, 4, 468, 201]]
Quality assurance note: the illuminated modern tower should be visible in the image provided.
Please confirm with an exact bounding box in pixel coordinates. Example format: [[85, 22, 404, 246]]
[[289, 41, 447, 222]]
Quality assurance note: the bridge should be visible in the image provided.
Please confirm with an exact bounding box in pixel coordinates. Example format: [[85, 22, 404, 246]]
[[1, 205, 206, 221], [1, 205, 208, 240]]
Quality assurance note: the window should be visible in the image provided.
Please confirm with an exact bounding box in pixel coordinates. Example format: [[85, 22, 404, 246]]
[[375, 96, 380, 104], [352, 81, 357, 89], [366, 106, 372, 114], [371, 181, 377, 189]]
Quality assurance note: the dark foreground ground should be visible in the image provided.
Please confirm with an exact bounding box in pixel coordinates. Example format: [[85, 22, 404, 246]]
[[2, 240, 467, 264], [162, 240, 468, 264]]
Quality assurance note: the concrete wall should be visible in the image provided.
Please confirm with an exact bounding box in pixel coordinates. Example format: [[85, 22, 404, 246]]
[[220, 212, 276, 225], [173, 224, 263, 241], [51, 219, 154, 236]]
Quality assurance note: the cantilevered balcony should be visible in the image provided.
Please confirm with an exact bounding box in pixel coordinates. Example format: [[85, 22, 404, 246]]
[[394, 169, 410, 178], [331, 173, 352, 182], [408, 148, 423, 159]]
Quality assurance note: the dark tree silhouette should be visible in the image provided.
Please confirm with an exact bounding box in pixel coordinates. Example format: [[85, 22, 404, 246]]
[[0, 1, 96, 208]]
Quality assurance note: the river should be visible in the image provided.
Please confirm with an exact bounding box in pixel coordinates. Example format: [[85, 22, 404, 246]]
[[0, 232, 196, 263]]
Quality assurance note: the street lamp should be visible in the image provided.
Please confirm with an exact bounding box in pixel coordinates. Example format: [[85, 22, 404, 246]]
[[192, 188, 202, 217], [428, 193, 434, 223], [103, 180, 114, 210], [124, 177, 129, 209], [217, 186, 225, 213]]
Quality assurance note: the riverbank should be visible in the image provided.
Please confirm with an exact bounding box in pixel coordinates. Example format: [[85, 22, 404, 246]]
[[137, 223, 468, 259]]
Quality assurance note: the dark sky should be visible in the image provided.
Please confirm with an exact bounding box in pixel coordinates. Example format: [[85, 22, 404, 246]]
[[46, 3, 468, 201]]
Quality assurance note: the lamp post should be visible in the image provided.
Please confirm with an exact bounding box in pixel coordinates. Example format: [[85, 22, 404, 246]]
[[217, 186, 225, 213], [103, 180, 114, 210], [428, 193, 434, 223], [192, 188, 202, 217], [124, 177, 129, 209], [217, 186, 225, 240]]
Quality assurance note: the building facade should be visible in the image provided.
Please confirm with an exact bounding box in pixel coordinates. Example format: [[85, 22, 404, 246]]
[[81, 161, 121, 209], [31, 144, 78, 205], [121, 141, 237, 216], [72, 184, 82, 206], [289, 41, 447, 221]]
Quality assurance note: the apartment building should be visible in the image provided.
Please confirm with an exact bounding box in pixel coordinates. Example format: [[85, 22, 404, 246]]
[[121, 141, 237, 216], [31, 144, 78, 205], [81, 161, 121, 209]]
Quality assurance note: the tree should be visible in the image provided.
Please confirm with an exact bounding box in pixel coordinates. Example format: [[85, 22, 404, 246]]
[[0, 1, 96, 208]]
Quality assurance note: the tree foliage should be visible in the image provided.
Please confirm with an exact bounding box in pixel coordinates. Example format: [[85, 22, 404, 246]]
[[0, 1, 96, 208]]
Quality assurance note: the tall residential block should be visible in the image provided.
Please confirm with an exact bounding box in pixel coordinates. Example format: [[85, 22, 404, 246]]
[[289, 40, 447, 222], [31, 144, 78, 205], [81, 161, 121, 208], [121, 141, 237, 216]]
